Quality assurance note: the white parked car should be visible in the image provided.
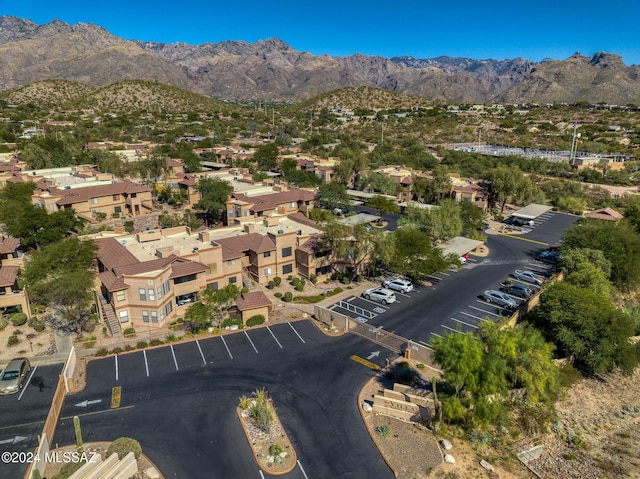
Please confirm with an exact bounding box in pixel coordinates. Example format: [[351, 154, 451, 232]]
[[382, 278, 414, 293], [482, 290, 517, 309], [514, 270, 544, 285], [362, 288, 397, 305]]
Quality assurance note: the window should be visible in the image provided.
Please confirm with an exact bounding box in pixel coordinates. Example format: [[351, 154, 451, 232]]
[[119, 310, 129, 323], [112, 194, 120, 201], [148, 289, 155, 301], [227, 259, 236, 266], [114, 206, 122, 213], [229, 276, 237, 284], [165, 302, 173, 315], [244, 211, 251, 216], [208, 282, 219, 291], [289, 201, 296, 208], [157, 286, 163, 300], [209, 263, 217, 274], [160, 308, 165, 322], [264, 267, 272, 276], [115, 291, 125, 302], [282, 247, 292, 258], [90, 197, 98, 205], [151, 311, 158, 323], [142, 310, 149, 322], [264, 251, 271, 258], [228, 210, 235, 217], [162, 280, 171, 295], [174, 274, 197, 284], [139, 288, 147, 301], [282, 264, 293, 275]]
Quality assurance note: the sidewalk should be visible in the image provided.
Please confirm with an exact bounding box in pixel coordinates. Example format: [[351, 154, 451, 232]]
[[316, 280, 378, 308]]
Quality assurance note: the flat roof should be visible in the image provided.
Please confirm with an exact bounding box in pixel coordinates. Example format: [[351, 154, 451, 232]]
[[437, 236, 484, 257], [511, 203, 553, 220]]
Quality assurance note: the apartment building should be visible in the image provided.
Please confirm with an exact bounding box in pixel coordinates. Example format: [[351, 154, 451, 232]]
[[0, 236, 29, 318], [94, 214, 329, 330], [226, 188, 316, 220]]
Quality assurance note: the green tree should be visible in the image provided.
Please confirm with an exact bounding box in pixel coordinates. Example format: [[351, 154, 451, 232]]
[[23, 238, 97, 334], [0, 182, 37, 230], [367, 195, 399, 215], [253, 143, 279, 170], [561, 219, 640, 289], [184, 301, 210, 332], [389, 227, 449, 279], [195, 178, 233, 223], [197, 283, 241, 327], [317, 183, 350, 211], [530, 282, 639, 375], [8, 205, 80, 249]]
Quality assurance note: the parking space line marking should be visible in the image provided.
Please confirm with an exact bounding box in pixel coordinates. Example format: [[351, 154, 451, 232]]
[[431, 332, 444, 339], [442, 324, 463, 334], [394, 291, 411, 298], [441, 272, 451, 276], [61, 405, 135, 421], [297, 460, 310, 479], [259, 471, 265, 479], [115, 355, 119, 381], [288, 322, 306, 343], [143, 350, 150, 377], [499, 233, 549, 246], [266, 326, 283, 349], [244, 331, 259, 353], [460, 311, 490, 322], [428, 275, 442, 281], [418, 340, 433, 348], [221, 336, 233, 359], [346, 296, 356, 302], [170, 345, 179, 371], [358, 296, 389, 308], [451, 317, 479, 329], [196, 340, 207, 365], [469, 305, 500, 317], [18, 366, 37, 401]]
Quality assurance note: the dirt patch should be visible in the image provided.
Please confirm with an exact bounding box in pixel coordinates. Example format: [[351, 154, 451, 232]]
[[0, 324, 56, 364]]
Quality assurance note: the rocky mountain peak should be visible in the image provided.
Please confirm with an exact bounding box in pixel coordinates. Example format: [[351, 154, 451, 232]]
[[590, 51, 624, 68]]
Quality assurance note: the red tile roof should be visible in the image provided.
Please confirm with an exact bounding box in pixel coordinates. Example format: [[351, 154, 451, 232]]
[[236, 291, 272, 311], [0, 236, 20, 255], [52, 181, 151, 206], [585, 207, 623, 221], [0, 266, 18, 287], [97, 238, 140, 271], [216, 233, 276, 255], [232, 189, 316, 213], [98, 270, 129, 292]]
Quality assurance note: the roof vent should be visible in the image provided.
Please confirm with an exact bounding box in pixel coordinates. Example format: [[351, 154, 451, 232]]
[[277, 229, 284, 234]]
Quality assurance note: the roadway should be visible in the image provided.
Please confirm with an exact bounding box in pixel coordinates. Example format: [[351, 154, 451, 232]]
[[54, 321, 395, 479]]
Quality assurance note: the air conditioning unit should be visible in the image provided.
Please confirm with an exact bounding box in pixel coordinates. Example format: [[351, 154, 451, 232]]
[[277, 230, 284, 234]]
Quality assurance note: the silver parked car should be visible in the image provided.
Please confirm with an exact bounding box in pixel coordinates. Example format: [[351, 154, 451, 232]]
[[514, 270, 544, 285], [382, 278, 414, 293], [0, 357, 30, 395], [482, 290, 517, 309], [362, 288, 397, 305]]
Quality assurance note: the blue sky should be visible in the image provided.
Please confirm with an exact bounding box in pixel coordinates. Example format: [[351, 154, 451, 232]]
[[2, 0, 639, 64]]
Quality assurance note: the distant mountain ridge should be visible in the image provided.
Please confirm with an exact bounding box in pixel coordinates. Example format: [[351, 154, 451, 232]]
[[1, 16, 639, 105]]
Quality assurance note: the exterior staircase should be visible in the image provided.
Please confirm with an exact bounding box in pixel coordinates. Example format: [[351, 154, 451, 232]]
[[98, 295, 121, 336], [242, 268, 255, 291]]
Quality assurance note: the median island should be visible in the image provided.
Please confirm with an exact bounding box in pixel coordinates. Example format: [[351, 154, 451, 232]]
[[237, 388, 297, 475]]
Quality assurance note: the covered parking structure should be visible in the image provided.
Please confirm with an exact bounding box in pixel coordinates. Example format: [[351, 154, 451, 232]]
[[510, 203, 553, 222], [437, 236, 484, 258]]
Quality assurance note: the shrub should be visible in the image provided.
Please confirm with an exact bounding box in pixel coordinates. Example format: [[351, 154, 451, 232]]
[[10, 313, 27, 327], [241, 287, 249, 294], [273, 276, 282, 287], [95, 348, 109, 357], [291, 277, 300, 287], [82, 316, 98, 333], [274, 292, 282, 298], [106, 437, 142, 460], [309, 274, 317, 285], [30, 320, 45, 331], [124, 345, 135, 351], [149, 339, 163, 347], [376, 424, 390, 437], [136, 341, 148, 349], [0, 318, 8, 331], [268, 280, 276, 289], [83, 335, 97, 348], [341, 276, 350, 284], [284, 292, 293, 302], [269, 443, 283, 457], [111, 347, 123, 354], [7, 335, 19, 346], [246, 315, 266, 327], [123, 327, 135, 337], [124, 221, 135, 233], [165, 334, 177, 342], [221, 318, 243, 329]]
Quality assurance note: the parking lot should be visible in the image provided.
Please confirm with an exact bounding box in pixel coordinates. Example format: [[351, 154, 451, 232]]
[[325, 211, 575, 350]]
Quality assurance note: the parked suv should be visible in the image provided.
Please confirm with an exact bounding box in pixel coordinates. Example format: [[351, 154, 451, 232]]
[[501, 283, 532, 298], [362, 288, 397, 305], [482, 290, 517, 309], [0, 357, 30, 395], [382, 278, 414, 293]]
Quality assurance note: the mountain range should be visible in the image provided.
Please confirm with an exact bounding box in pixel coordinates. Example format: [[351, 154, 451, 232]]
[[1, 16, 639, 105]]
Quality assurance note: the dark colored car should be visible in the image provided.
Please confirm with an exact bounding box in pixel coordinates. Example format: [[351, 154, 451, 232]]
[[537, 250, 561, 264], [502, 283, 532, 298]]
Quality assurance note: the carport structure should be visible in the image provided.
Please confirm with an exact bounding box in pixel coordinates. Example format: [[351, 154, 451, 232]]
[[437, 236, 484, 258], [510, 203, 553, 222]]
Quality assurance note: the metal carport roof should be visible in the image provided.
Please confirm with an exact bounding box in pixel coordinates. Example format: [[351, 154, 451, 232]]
[[511, 203, 553, 220]]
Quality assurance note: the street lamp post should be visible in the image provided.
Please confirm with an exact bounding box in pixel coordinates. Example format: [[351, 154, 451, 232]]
[[569, 124, 582, 166]]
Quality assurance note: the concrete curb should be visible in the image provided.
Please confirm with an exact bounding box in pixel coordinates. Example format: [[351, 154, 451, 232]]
[[236, 404, 297, 476]]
